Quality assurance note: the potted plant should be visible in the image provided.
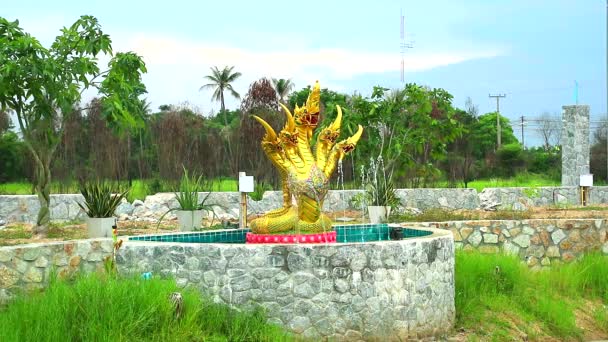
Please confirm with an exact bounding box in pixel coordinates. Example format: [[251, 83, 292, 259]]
[[366, 178, 399, 224], [78, 181, 129, 238], [158, 168, 216, 232]]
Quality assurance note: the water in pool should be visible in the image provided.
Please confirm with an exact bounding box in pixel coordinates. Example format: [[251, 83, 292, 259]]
[[128, 224, 432, 244]]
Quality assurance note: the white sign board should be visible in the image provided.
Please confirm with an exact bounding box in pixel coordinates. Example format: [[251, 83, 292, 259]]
[[580, 174, 593, 187], [239, 175, 254, 193]]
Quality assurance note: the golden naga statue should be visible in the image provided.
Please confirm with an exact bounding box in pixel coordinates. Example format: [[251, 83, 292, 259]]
[[250, 81, 363, 234]]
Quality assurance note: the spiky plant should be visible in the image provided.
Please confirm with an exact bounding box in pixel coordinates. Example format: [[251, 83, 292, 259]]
[[157, 167, 217, 229], [78, 181, 129, 218]]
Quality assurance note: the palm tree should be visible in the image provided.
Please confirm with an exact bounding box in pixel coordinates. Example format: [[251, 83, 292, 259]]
[[271, 78, 294, 104], [200, 66, 242, 125]]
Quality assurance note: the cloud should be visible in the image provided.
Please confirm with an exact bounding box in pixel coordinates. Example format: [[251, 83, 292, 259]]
[[125, 34, 504, 81]]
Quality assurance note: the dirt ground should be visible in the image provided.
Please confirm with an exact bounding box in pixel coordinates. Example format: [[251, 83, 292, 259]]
[[2, 205, 608, 246]]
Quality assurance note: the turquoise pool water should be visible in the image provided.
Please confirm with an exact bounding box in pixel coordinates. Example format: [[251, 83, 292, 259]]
[[128, 224, 432, 244]]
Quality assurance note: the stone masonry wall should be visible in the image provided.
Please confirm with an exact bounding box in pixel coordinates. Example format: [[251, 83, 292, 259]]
[[561, 105, 590, 186], [408, 219, 608, 268], [0, 229, 455, 340], [2, 186, 608, 225]]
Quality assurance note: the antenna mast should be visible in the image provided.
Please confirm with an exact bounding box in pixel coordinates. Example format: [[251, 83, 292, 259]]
[[400, 9, 414, 83]]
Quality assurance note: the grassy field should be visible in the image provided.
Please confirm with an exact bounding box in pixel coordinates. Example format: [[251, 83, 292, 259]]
[[0, 178, 239, 202], [455, 251, 608, 340], [0, 274, 291, 342], [0, 172, 604, 201]]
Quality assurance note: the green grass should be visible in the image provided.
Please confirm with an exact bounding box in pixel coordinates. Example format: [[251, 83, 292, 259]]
[[392, 208, 532, 223], [459, 173, 560, 192], [0, 178, 240, 201], [0, 274, 291, 342], [456, 251, 608, 340]]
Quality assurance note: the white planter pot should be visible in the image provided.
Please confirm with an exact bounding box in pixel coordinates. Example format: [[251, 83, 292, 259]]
[[368, 206, 392, 224], [86, 217, 115, 238], [176, 210, 204, 232]]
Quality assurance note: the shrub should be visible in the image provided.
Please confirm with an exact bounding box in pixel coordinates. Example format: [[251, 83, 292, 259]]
[[249, 182, 272, 201]]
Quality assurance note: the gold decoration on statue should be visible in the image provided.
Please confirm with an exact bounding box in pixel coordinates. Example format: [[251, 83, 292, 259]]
[[250, 81, 363, 234]]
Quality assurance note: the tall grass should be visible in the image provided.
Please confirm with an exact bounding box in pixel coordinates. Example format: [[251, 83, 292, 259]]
[[456, 251, 608, 339], [0, 274, 290, 342]]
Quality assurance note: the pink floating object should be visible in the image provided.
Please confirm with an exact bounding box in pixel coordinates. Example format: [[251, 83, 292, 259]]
[[246, 231, 337, 244]]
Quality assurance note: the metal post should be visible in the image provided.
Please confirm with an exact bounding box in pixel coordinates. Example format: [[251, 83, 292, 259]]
[[497, 97, 501, 147], [521, 115, 525, 147], [606, 0, 608, 181], [489, 94, 506, 149], [238, 171, 247, 229]]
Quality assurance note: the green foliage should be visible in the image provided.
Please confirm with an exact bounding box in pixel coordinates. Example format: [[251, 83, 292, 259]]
[[249, 182, 272, 201], [174, 168, 209, 211], [0, 15, 147, 234], [348, 84, 463, 187], [366, 179, 398, 207], [455, 251, 608, 339], [157, 169, 217, 229], [271, 78, 294, 103], [525, 146, 561, 181], [200, 66, 242, 124], [0, 132, 26, 182], [77, 181, 129, 218], [0, 274, 291, 341], [0, 15, 147, 133], [472, 112, 519, 158], [497, 143, 524, 177]]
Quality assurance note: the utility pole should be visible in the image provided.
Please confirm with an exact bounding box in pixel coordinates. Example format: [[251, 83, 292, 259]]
[[606, 0, 608, 181], [520, 115, 525, 148], [489, 93, 506, 148]]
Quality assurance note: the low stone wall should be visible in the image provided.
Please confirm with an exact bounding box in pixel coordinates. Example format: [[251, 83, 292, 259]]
[[478, 187, 580, 210], [0, 239, 113, 303], [2, 186, 608, 225], [408, 219, 608, 268], [0, 229, 455, 340]]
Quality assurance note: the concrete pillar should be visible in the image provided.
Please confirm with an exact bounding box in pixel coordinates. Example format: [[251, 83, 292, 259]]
[[561, 105, 590, 186]]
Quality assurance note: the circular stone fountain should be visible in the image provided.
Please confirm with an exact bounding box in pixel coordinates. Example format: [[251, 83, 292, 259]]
[[122, 225, 455, 340]]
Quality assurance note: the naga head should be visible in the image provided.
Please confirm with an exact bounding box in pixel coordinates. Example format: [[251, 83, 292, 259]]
[[252, 115, 283, 154], [318, 105, 343, 145], [294, 81, 321, 129], [278, 103, 298, 149], [337, 125, 364, 159]]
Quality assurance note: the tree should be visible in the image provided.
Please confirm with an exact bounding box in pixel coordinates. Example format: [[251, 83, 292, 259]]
[[590, 121, 608, 181], [465, 96, 478, 118], [349, 84, 463, 188], [535, 111, 561, 149], [445, 109, 479, 188], [0, 16, 147, 237], [271, 78, 294, 104], [497, 143, 524, 177], [472, 112, 518, 158], [240, 78, 278, 113], [0, 111, 10, 133], [199, 66, 241, 125]]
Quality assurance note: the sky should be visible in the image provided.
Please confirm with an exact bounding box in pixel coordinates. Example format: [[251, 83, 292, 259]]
[[3, 0, 607, 146]]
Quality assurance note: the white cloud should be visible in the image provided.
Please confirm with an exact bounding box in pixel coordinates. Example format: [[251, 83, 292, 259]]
[[125, 34, 504, 81]]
